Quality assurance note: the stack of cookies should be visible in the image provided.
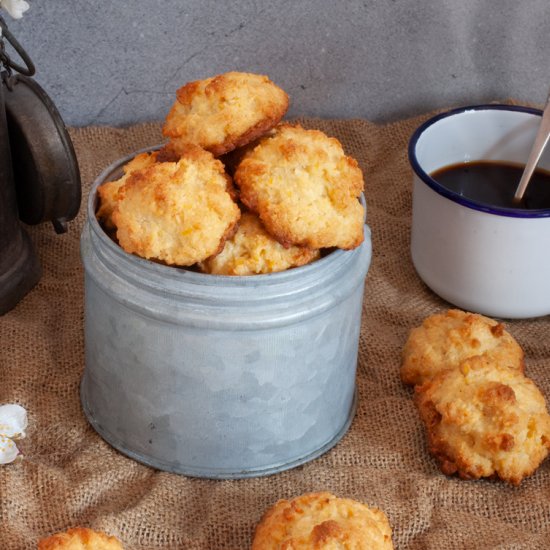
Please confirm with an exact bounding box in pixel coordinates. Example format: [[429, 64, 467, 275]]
[[96, 72, 365, 275], [401, 309, 550, 485]]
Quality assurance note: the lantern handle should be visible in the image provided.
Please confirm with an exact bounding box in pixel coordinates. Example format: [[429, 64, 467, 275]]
[[0, 15, 35, 77]]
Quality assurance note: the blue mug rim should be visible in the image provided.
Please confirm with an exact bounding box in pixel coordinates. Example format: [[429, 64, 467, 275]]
[[408, 104, 550, 218]]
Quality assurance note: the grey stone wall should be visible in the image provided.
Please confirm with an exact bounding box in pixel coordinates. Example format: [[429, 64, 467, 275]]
[[3, 0, 549, 127]]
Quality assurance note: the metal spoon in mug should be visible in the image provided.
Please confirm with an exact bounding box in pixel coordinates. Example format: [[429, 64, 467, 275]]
[[514, 89, 550, 203]]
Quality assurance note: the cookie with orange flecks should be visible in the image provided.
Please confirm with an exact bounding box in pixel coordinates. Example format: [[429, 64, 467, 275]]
[[235, 124, 365, 250], [252, 492, 393, 549], [234, 124, 365, 249], [415, 354, 550, 485], [112, 144, 240, 266], [200, 211, 320, 275], [163, 71, 288, 157], [96, 151, 160, 231], [38, 527, 124, 550], [401, 309, 524, 387]]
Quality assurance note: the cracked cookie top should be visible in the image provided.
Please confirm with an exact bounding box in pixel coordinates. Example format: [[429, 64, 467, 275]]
[[163, 71, 288, 157], [235, 124, 365, 250], [112, 145, 240, 266], [252, 492, 393, 550]]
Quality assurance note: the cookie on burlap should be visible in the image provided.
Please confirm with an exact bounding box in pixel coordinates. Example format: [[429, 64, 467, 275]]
[[162, 71, 289, 157], [112, 145, 240, 266], [38, 527, 123, 549], [199, 211, 320, 275], [251, 492, 394, 549], [235, 124, 365, 249], [401, 309, 524, 386], [415, 354, 550, 485], [96, 151, 160, 231]]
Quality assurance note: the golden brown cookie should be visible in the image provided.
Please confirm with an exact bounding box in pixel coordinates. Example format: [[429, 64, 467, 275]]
[[415, 354, 550, 485], [96, 151, 159, 231], [162, 71, 289, 157], [112, 145, 240, 266], [252, 492, 393, 550], [235, 124, 365, 250], [199, 211, 320, 275], [38, 527, 123, 550], [401, 309, 524, 386]]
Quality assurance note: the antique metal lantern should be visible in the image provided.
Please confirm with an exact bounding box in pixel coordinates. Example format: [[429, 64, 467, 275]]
[[0, 16, 81, 314]]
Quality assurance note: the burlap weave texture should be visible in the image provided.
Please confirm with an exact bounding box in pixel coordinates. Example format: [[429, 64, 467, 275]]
[[1, 114, 549, 549]]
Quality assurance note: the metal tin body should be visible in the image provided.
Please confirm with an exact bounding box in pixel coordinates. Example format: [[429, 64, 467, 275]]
[[80, 152, 372, 479]]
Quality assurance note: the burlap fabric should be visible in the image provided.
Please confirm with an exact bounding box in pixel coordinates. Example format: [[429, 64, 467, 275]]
[[1, 113, 549, 549]]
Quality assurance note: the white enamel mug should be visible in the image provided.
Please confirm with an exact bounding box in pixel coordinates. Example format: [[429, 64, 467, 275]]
[[409, 105, 550, 319]]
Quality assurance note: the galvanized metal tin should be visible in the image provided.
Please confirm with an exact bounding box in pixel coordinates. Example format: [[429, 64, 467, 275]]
[[80, 149, 372, 479]]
